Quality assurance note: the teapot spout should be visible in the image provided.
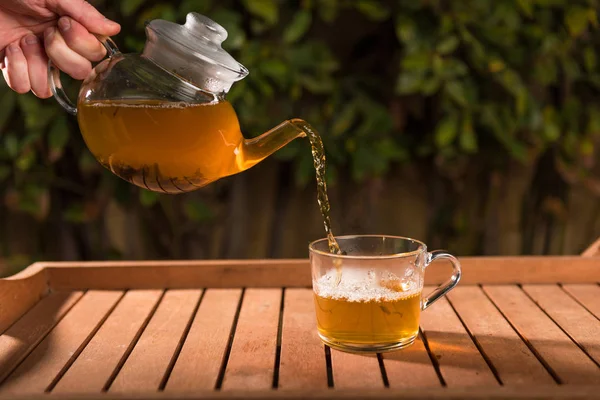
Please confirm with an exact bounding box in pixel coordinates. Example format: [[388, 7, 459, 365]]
[[238, 119, 307, 171]]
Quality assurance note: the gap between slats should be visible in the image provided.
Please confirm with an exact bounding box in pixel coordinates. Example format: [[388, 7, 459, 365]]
[[158, 290, 205, 390], [519, 284, 600, 370], [479, 285, 561, 384], [0, 291, 124, 394], [442, 293, 503, 385], [483, 284, 600, 385], [0, 291, 86, 387], [101, 290, 166, 392], [446, 286, 560, 386], [559, 284, 600, 322], [46, 291, 127, 391]]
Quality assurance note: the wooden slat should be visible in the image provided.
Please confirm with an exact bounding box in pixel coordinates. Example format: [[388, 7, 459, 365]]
[[562, 284, 600, 320], [0, 291, 123, 394], [523, 284, 600, 365], [419, 292, 497, 387], [381, 333, 442, 388], [165, 289, 241, 391], [447, 286, 554, 385], [278, 289, 327, 390], [52, 290, 163, 393], [30, 257, 600, 291], [484, 285, 600, 384], [0, 292, 83, 385], [330, 350, 384, 389], [221, 289, 281, 390], [0, 264, 49, 334], [109, 290, 202, 393]]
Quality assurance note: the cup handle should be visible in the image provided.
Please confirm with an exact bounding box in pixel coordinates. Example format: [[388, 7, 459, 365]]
[[421, 250, 462, 310], [48, 35, 120, 116]]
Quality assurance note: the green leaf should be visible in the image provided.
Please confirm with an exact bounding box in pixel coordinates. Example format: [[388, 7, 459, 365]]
[[260, 59, 288, 87], [48, 116, 69, 162], [542, 107, 561, 142], [480, 106, 528, 161], [137, 4, 176, 29], [395, 15, 416, 43], [299, 74, 333, 93], [355, 0, 390, 21], [284, 10, 312, 44], [435, 114, 459, 148], [374, 138, 408, 161], [561, 57, 581, 81], [183, 200, 214, 222], [459, 113, 478, 152], [401, 52, 430, 71], [445, 81, 468, 107], [124, 37, 145, 52], [179, 0, 213, 16], [442, 59, 468, 79], [139, 190, 159, 207], [580, 138, 594, 156], [0, 165, 10, 182], [317, 0, 338, 23], [516, 0, 533, 17], [79, 151, 99, 175], [16, 150, 35, 171], [332, 102, 357, 136], [584, 47, 597, 72], [533, 60, 558, 85], [242, 0, 279, 25], [436, 36, 459, 55], [120, 0, 145, 17], [64, 204, 86, 223], [4, 133, 18, 159], [421, 77, 441, 95], [396, 72, 423, 94], [587, 108, 600, 135], [0, 90, 16, 132], [212, 9, 245, 50], [565, 6, 592, 36]]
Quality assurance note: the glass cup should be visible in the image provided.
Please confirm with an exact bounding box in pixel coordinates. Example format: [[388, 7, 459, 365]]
[[309, 235, 461, 353]]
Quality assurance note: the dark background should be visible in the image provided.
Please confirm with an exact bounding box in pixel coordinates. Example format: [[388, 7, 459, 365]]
[[1, 0, 599, 276]]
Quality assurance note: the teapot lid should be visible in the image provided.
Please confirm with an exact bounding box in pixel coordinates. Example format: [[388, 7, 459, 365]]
[[143, 13, 248, 94]]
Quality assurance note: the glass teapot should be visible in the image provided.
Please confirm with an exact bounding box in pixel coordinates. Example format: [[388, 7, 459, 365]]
[[48, 13, 307, 193]]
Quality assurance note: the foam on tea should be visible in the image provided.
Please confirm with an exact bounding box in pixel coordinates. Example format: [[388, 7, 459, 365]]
[[313, 268, 421, 344]]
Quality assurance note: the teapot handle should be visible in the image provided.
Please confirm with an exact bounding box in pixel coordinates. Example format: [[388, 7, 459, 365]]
[[48, 36, 120, 116]]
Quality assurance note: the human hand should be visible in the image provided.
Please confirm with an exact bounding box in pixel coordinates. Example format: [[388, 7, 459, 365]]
[[1, 0, 120, 98]]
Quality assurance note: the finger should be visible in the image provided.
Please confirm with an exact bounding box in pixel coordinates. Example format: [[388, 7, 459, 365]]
[[49, 0, 120, 36], [0, 50, 5, 69], [3, 42, 31, 94], [21, 35, 52, 99], [58, 16, 106, 61], [44, 27, 91, 80]]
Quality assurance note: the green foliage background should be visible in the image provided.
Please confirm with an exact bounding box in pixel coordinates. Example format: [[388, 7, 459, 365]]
[[1, 0, 600, 273]]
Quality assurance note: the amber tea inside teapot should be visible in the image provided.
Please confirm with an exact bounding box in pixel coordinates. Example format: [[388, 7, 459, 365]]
[[48, 13, 307, 193]]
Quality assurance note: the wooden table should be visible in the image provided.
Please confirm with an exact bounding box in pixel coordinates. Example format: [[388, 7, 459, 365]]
[[0, 258, 599, 399]]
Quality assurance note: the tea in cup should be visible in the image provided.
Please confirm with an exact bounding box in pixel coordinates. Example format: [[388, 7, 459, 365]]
[[309, 235, 461, 353]]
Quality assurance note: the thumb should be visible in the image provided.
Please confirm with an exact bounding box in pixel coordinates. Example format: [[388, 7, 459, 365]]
[[51, 0, 120, 36]]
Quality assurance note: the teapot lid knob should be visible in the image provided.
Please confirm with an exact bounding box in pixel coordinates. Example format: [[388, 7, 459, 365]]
[[184, 13, 227, 44], [143, 12, 248, 94]]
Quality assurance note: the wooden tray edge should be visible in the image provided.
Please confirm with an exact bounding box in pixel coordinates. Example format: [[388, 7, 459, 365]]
[[0, 263, 49, 334], [2, 255, 599, 293], [1, 385, 600, 399]]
